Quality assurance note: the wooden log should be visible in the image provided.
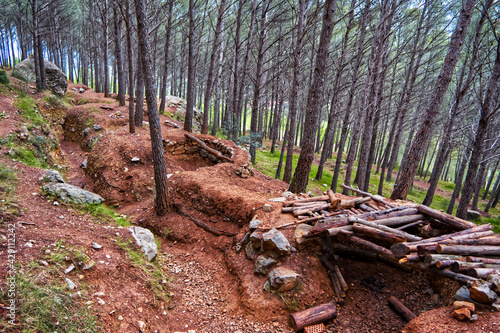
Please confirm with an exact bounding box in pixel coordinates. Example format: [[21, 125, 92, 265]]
[[283, 195, 330, 207], [388, 296, 416, 322], [378, 254, 413, 272], [424, 254, 466, 266], [326, 190, 341, 210], [293, 204, 331, 217], [449, 261, 500, 273], [332, 243, 378, 261], [174, 204, 237, 236], [340, 184, 396, 208], [450, 235, 500, 246], [466, 257, 500, 264], [396, 220, 425, 230], [359, 203, 375, 212], [319, 255, 345, 302], [430, 268, 479, 286], [282, 202, 327, 213], [390, 224, 494, 257], [348, 217, 422, 242], [417, 244, 438, 257], [376, 214, 426, 227], [466, 268, 500, 279], [437, 244, 500, 256], [435, 260, 457, 269], [366, 202, 380, 211], [353, 224, 407, 244], [333, 265, 348, 292], [289, 302, 337, 332], [406, 252, 421, 262], [349, 236, 393, 256], [293, 201, 328, 207], [327, 225, 353, 236], [184, 133, 233, 163], [416, 205, 476, 230], [340, 197, 371, 209]]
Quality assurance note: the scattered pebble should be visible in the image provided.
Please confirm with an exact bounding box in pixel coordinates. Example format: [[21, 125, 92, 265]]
[[92, 242, 102, 249], [64, 264, 76, 274], [65, 278, 76, 290]]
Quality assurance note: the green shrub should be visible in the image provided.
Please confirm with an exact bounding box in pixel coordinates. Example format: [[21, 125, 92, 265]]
[[0, 69, 9, 85]]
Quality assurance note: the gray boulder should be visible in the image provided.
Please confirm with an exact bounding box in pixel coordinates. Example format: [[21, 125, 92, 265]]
[[262, 228, 291, 257], [129, 226, 157, 261], [42, 169, 65, 183], [43, 183, 103, 204], [165, 96, 203, 132], [268, 267, 300, 292], [466, 210, 481, 221], [12, 56, 68, 96]]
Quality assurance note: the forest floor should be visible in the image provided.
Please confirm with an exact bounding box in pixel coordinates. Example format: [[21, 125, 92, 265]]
[[0, 75, 499, 333]]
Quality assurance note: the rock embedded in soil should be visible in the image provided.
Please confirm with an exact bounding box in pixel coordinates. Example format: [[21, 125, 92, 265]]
[[43, 169, 65, 183], [268, 267, 300, 292], [254, 255, 277, 276], [466, 210, 481, 221], [42, 183, 104, 204], [470, 280, 497, 304], [294, 224, 313, 245], [249, 219, 263, 231], [453, 301, 475, 312], [262, 228, 291, 257], [129, 226, 157, 261]]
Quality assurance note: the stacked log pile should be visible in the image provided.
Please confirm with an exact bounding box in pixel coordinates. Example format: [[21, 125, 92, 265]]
[[283, 184, 500, 319]]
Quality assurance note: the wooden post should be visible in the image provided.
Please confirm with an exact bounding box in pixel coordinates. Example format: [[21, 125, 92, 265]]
[[289, 302, 337, 332], [388, 296, 416, 322]]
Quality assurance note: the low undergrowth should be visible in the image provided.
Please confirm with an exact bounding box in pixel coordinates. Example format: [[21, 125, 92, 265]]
[[0, 162, 20, 219]]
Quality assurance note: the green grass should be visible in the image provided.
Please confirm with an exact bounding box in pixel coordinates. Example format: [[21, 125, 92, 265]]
[[116, 237, 171, 303], [0, 241, 101, 332], [14, 96, 46, 126], [8, 146, 48, 168], [0, 162, 20, 218], [75, 203, 132, 227]]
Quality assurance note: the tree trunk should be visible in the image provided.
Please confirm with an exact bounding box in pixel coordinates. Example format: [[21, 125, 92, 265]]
[[135, 43, 144, 127], [159, 0, 174, 114], [391, 0, 477, 200], [114, 3, 126, 106], [289, 0, 338, 193], [134, 0, 170, 215], [283, 0, 307, 184], [124, 0, 135, 134], [184, 0, 197, 132]]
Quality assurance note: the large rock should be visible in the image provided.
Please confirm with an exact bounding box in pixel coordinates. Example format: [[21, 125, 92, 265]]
[[164, 96, 203, 132], [12, 56, 68, 96], [43, 183, 104, 204], [268, 267, 300, 292], [262, 228, 291, 257], [470, 280, 497, 304], [466, 210, 481, 221], [254, 255, 277, 276], [129, 226, 157, 261]]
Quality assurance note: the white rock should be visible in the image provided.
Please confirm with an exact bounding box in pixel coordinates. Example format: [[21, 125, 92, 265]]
[[65, 278, 76, 290], [129, 226, 158, 261]]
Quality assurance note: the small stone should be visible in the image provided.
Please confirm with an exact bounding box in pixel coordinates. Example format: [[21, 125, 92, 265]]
[[96, 297, 105, 305], [93, 125, 101, 131], [245, 242, 256, 260], [294, 224, 313, 245], [466, 210, 481, 221], [118, 315, 124, 321], [452, 307, 471, 321], [59, 215, 64, 219], [105, 254, 111, 259], [92, 242, 103, 249], [39, 260, 49, 266], [453, 301, 475, 312], [83, 261, 95, 270], [93, 291, 105, 297], [64, 264, 75, 274], [249, 219, 263, 231], [262, 228, 291, 257], [281, 191, 294, 199], [129, 226, 158, 261], [53, 201, 59, 206], [262, 204, 273, 212], [131, 157, 140, 162], [137, 321, 145, 329], [80, 159, 87, 168], [65, 278, 76, 290]]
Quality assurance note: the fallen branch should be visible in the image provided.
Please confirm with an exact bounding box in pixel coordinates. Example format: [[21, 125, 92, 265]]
[[174, 204, 237, 237], [184, 133, 233, 163], [388, 296, 416, 322]]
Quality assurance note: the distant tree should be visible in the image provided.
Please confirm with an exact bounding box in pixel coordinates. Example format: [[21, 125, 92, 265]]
[[134, 0, 170, 215], [391, 0, 477, 200], [289, 0, 338, 193]]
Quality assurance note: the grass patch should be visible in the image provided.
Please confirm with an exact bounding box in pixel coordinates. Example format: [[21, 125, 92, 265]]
[[0, 241, 101, 332], [116, 237, 171, 303], [76, 203, 132, 227], [14, 96, 46, 126], [8, 146, 48, 168], [0, 162, 20, 218]]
